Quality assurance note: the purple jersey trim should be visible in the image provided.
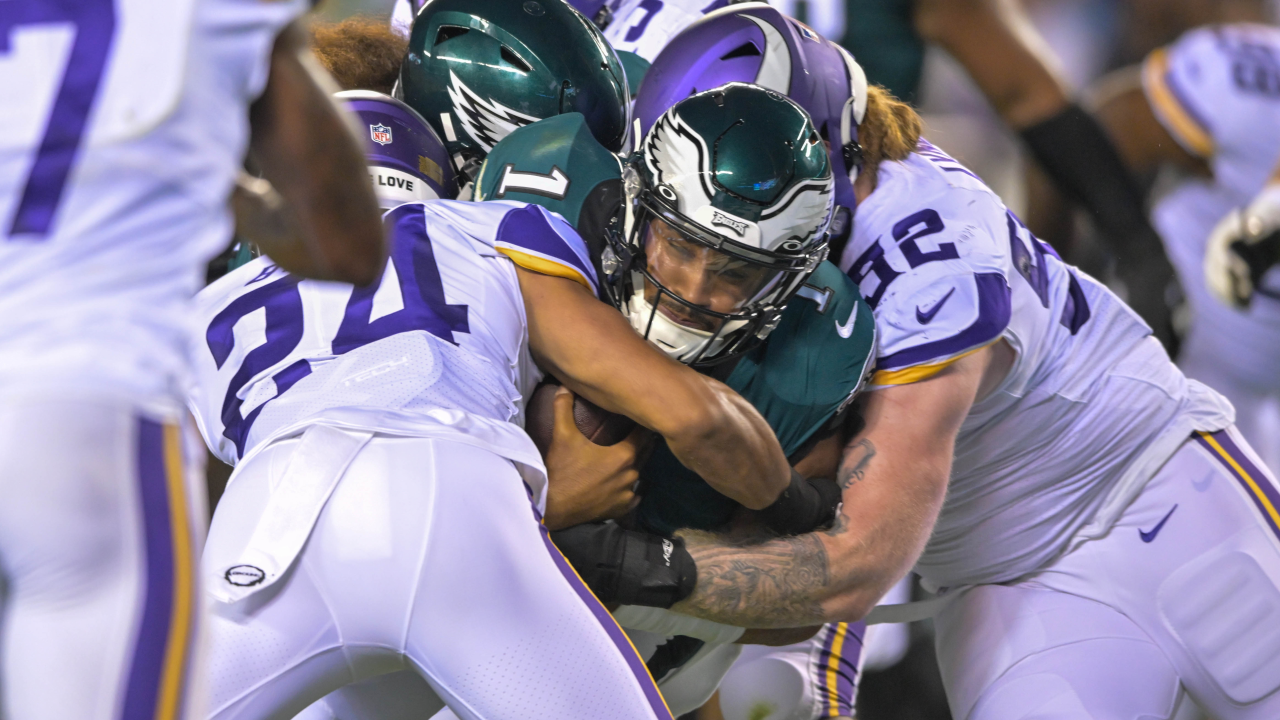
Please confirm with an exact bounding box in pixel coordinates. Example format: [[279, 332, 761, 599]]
[[877, 272, 1011, 371], [495, 204, 599, 291]]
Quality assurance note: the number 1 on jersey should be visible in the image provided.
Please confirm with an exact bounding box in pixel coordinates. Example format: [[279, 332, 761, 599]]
[[1, 1, 115, 238]]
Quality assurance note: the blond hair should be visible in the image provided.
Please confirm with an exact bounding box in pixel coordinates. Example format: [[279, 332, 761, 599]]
[[858, 85, 924, 180], [310, 16, 407, 95]]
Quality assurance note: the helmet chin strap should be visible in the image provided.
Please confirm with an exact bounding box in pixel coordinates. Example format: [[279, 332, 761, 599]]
[[624, 287, 746, 364]]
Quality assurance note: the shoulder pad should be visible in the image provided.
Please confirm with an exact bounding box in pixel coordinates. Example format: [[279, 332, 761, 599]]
[[474, 113, 624, 229], [725, 261, 877, 455]]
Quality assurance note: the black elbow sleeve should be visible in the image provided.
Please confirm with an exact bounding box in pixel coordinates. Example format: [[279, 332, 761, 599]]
[[1018, 103, 1164, 261], [758, 469, 842, 536]]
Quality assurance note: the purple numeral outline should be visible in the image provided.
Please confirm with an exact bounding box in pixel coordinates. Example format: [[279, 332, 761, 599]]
[[624, 0, 664, 43], [206, 206, 471, 455], [1, 0, 116, 238]]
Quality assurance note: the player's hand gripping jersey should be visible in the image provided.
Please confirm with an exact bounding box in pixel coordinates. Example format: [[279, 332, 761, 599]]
[[0, 0, 305, 405], [189, 200, 596, 499], [838, 140, 1234, 590], [1144, 24, 1280, 389]]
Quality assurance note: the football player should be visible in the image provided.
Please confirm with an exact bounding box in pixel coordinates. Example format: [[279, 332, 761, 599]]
[[606, 10, 877, 716], [0, 3, 383, 719], [396, 0, 630, 189], [1033, 23, 1280, 476], [189, 91, 821, 720], [561, 33, 1280, 720], [291, 79, 874, 720], [605, 0, 1181, 348], [475, 80, 875, 718]]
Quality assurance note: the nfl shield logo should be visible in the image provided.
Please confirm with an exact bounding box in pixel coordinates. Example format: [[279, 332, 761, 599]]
[[370, 124, 393, 145]]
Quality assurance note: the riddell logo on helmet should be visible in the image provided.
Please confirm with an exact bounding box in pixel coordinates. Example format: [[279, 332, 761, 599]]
[[711, 210, 748, 236]]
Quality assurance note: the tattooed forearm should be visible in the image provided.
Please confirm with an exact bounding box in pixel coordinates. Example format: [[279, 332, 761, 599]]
[[838, 438, 876, 489], [671, 531, 830, 628]]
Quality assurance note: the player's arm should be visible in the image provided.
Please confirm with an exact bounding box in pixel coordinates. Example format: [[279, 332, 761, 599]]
[[236, 22, 386, 286], [1024, 65, 1210, 254], [670, 346, 994, 627], [916, 0, 1176, 343], [517, 267, 791, 511]]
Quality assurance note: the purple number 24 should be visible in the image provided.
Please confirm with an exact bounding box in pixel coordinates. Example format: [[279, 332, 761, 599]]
[[1, 1, 115, 238]]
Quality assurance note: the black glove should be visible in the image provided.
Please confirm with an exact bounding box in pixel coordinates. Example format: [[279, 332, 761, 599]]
[[550, 522, 696, 608], [758, 469, 842, 536]]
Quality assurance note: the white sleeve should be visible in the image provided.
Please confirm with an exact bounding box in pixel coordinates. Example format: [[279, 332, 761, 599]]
[[604, 0, 711, 61], [845, 201, 1012, 387]]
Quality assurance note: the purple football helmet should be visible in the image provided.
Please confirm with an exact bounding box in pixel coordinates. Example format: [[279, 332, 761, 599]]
[[336, 90, 458, 207], [633, 4, 868, 212]]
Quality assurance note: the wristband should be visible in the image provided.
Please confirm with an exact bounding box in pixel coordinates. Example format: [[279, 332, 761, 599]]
[[550, 522, 697, 608], [758, 469, 842, 536]]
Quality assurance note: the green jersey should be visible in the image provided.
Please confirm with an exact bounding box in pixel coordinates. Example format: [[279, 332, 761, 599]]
[[477, 115, 877, 535], [634, 261, 875, 535]]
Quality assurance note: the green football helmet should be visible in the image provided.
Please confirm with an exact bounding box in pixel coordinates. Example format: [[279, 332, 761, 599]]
[[604, 82, 834, 366], [399, 0, 631, 177]]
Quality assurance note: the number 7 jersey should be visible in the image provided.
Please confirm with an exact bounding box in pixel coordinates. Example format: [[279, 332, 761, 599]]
[[0, 0, 304, 407], [837, 141, 1234, 590]]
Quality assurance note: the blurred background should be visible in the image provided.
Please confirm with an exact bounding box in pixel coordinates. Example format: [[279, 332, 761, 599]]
[[232, 1, 1280, 717]]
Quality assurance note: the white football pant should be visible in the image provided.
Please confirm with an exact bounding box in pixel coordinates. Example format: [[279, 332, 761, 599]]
[[203, 434, 672, 720], [0, 394, 204, 720], [936, 427, 1280, 720]]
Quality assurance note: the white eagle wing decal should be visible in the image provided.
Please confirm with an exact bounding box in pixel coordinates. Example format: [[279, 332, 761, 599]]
[[645, 112, 716, 206], [447, 71, 541, 151]]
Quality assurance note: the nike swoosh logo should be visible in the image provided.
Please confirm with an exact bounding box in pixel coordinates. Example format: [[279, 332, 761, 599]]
[[1191, 474, 1213, 492], [1139, 504, 1178, 543], [835, 304, 858, 338], [916, 287, 956, 324]]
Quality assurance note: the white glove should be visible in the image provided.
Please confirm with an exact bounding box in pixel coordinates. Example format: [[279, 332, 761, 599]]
[[1206, 183, 1280, 308]]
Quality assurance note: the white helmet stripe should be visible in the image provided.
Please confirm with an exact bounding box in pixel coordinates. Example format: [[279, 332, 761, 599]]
[[742, 14, 791, 95], [835, 44, 868, 147]]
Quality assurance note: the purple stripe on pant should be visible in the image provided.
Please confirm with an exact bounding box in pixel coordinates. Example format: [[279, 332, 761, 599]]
[[817, 621, 864, 717], [539, 524, 675, 719], [1196, 429, 1280, 539], [121, 418, 174, 720]]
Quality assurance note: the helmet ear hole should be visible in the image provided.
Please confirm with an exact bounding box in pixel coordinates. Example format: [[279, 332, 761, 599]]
[[434, 25, 469, 45]]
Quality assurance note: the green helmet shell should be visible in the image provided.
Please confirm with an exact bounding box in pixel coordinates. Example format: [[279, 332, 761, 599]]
[[607, 82, 835, 366], [399, 0, 631, 165], [635, 82, 834, 253]]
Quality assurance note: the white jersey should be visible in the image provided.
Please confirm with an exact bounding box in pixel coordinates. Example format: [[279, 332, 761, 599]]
[[189, 199, 597, 492], [1144, 24, 1280, 390], [603, 0, 730, 61], [0, 0, 305, 410], [837, 141, 1234, 590]]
